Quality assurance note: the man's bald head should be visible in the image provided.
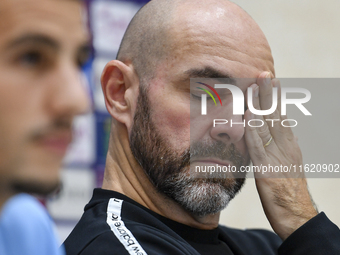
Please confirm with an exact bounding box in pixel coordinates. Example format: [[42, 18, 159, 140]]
[[117, 0, 174, 82], [117, 0, 273, 82]]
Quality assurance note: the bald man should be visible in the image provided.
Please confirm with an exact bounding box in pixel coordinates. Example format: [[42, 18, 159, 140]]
[[64, 0, 340, 254]]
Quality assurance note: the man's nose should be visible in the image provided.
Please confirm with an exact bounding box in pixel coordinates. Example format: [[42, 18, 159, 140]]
[[46, 62, 90, 118], [210, 114, 245, 144]]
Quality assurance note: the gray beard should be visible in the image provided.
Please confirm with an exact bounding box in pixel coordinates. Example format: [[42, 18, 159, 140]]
[[161, 171, 240, 217], [130, 85, 247, 217]]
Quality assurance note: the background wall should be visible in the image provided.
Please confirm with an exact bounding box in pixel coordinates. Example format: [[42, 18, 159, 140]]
[[220, 0, 340, 230], [50, 0, 340, 241]]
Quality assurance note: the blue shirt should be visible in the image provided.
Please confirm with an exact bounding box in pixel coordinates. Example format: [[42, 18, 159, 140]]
[[0, 194, 65, 255]]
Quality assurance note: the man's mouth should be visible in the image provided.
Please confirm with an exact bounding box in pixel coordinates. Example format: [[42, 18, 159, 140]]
[[35, 131, 73, 156]]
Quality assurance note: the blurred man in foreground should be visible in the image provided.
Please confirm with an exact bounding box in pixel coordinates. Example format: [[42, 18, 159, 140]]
[[0, 0, 90, 254], [65, 0, 340, 254]]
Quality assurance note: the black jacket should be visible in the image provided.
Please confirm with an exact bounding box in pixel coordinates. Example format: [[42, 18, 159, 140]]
[[64, 188, 340, 255]]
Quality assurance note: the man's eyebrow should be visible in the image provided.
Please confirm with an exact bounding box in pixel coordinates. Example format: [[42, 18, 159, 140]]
[[184, 67, 237, 84], [6, 34, 59, 50]]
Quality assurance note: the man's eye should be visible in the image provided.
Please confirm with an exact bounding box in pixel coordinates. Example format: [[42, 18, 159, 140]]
[[19, 51, 42, 66], [77, 47, 91, 69], [191, 93, 201, 100]]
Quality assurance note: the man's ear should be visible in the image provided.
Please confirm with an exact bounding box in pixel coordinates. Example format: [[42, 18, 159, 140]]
[[101, 60, 138, 129]]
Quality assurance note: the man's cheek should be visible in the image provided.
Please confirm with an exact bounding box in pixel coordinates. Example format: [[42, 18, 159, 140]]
[[153, 105, 190, 148]]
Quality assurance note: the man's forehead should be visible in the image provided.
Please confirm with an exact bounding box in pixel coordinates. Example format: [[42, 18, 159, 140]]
[[160, 0, 274, 78], [171, 4, 268, 49], [0, 0, 87, 45]]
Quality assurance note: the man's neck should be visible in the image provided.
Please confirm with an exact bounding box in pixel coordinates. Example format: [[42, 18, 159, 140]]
[[102, 126, 220, 230], [0, 186, 15, 212]]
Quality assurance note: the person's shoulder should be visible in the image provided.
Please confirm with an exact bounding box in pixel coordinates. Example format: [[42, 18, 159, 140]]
[[1, 194, 52, 231], [78, 222, 199, 255], [0, 194, 64, 255], [65, 190, 199, 255], [2, 193, 47, 214], [219, 225, 281, 254]]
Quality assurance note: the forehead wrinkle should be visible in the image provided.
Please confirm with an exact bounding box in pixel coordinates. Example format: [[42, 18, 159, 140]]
[[165, 0, 274, 71], [170, 28, 273, 74], [173, 30, 268, 60]]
